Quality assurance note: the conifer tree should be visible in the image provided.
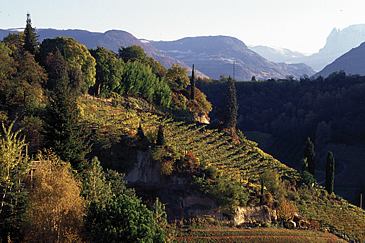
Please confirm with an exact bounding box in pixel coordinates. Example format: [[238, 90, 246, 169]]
[[225, 76, 238, 129], [190, 64, 196, 100], [325, 151, 335, 194], [44, 50, 90, 167], [23, 13, 38, 55], [304, 137, 315, 176], [137, 123, 145, 140], [156, 125, 165, 146]]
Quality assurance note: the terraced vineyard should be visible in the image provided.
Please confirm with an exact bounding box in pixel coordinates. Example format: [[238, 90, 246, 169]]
[[79, 95, 298, 188], [78, 95, 365, 241]]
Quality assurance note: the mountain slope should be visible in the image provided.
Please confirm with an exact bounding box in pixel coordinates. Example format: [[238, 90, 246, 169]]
[[316, 42, 365, 77], [151, 36, 314, 80], [295, 25, 365, 71], [79, 95, 365, 241], [249, 45, 306, 63]]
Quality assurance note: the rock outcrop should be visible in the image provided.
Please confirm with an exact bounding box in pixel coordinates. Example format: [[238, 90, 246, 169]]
[[233, 206, 275, 226]]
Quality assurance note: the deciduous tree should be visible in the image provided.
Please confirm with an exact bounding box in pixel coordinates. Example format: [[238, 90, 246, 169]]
[[24, 152, 85, 242]]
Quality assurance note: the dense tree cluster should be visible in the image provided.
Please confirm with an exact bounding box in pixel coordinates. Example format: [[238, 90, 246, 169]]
[[0, 15, 171, 242], [199, 73, 365, 167]]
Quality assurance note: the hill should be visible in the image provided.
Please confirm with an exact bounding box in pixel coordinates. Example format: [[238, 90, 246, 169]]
[[2, 23, 365, 241], [151, 36, 314, 80], [198, 74, 365, 208], [316, 42, 365, 77], [78, 94, 365, 241]]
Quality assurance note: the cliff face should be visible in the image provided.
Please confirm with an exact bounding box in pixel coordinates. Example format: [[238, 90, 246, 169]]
[[125, 149, 217, 220], [126, 150, 161, 184]]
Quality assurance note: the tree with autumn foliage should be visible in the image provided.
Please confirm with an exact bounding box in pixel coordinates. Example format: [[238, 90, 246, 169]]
[[24, 152, 85, 242]]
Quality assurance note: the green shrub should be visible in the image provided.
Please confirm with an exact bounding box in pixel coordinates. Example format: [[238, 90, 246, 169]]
[[260, 170, 286, 201], [204, 166, 218, 180], [85, 193, 165, 242], [301, 171, 316, 187]]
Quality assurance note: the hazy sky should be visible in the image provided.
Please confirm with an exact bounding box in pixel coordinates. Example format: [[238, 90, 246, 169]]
[[1, 0, 365, 54]]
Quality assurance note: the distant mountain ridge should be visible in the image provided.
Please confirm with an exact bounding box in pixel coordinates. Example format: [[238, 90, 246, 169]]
[[0, 28, 314, 80], [316, 42, 365, 77], [249, 45, 306, 63], [0, 28, 190, 73], [300, 25, 365, 71], [248, 25, 365, 72], [151, 36, 314, 80]]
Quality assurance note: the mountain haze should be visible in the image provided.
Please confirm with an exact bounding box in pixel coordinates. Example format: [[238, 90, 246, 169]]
[[298, 24, 365, 71], [249, 25, 365, 72], [151, 36, 314, 80], [249, 45, 306, 63]]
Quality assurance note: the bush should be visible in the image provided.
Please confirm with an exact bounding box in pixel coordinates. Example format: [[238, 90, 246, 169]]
[[204, 166, 217, 179], [194, 176, 249, 208], [277, 199, 298, 222], [260, 170, 286, 200], [301, 171, 316, 187], [85, 193, 165, 242], [160, 159, 174, 176], [176, 151, 200, 174]]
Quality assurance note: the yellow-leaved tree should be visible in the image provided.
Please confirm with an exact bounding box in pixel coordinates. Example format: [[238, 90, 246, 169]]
[[24, 151, 85, 242]]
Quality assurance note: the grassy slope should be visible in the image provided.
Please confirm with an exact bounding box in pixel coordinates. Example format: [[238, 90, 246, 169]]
[[79, 95, 365, 241]]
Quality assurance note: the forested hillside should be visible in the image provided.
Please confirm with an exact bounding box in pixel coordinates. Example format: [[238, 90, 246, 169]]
[[1, 15, 365, 242], [199, 73, 365, 205]]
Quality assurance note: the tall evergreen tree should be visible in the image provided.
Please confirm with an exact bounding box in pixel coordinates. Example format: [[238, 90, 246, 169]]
[[23, 13, 38, 55], [190, 64, 196, 100], [325, 151, 335, 194], [304, 137, 315, 176], [137, 123, 145, 140], [156, 125, 165, 146], [44, 50, 90, 167], [225, 76, 238, 129]]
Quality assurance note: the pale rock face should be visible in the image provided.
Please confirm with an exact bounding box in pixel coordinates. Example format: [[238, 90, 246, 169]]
[[126, 150, 161, 184], [195, 113, 210, 124], [233, 205, 273, 226]]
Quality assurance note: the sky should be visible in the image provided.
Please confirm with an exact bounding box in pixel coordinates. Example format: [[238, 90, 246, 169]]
[[1, 0, 365, 54]]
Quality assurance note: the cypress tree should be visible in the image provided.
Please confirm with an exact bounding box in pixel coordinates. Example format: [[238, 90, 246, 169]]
[[325, 151, 335, 194], [225, 76, 238, 129], [156, 125, 165, 146], [23, 13, 38, 55], [304, 137, 315, 176], [137, 123, 145, 140], [44, 50, 90, 167], [190, 64, 196, 100]]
